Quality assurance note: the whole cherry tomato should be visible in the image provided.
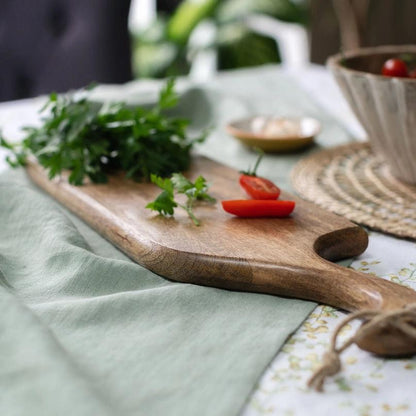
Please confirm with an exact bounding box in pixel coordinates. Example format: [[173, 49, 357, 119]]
[[381, 58, 408, 78], [239, 174, 280, 200], [221, 199, 295, 217]]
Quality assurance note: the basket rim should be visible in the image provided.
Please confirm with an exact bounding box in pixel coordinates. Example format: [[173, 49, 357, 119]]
[[326, 44, 416, 82]]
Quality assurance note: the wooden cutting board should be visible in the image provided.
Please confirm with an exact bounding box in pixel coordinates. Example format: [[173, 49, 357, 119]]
[[26, 156, 416, 316]]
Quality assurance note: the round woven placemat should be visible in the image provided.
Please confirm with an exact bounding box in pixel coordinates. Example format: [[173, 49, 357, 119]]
[[291, 142, 416, 240]]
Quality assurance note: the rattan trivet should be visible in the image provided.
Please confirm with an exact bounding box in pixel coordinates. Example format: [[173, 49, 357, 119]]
[[291, 142, 416, 240]]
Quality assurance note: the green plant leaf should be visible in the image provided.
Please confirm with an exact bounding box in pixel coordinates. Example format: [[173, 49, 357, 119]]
[[167, 0, 221, 45]]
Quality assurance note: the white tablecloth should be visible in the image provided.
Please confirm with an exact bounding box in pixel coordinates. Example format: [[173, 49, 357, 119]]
[[1, 65, 415, 416]]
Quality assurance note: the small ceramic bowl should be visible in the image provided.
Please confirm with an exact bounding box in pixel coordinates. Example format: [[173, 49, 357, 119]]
[[226, 116, 321, 152], [327, 45, 416, 184]]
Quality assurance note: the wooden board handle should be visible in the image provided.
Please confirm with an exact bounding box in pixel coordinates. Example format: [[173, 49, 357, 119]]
[[249, 259, 416, 312], [154, 247, 416, 313]]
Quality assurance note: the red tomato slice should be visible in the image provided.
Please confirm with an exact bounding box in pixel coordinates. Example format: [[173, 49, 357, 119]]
[[222, 199, 295, 217], [239, 174, 280, 200]]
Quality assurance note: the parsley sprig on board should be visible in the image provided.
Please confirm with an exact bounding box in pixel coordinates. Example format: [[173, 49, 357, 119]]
[[146, 173, 216, 226], [0, 80, 205, 185]]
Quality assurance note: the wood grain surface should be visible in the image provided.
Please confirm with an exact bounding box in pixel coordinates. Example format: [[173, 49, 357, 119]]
[[26, 156, 416, 316]]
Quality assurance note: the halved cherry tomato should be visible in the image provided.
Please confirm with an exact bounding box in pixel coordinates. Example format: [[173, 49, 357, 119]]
[[239, 174, 280, 200], [222, 199, 295, 217], [381, 58, 408, 78]]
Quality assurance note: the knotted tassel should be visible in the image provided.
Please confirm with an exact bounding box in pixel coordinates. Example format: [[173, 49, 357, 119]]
[[308, 304, 416, 392]]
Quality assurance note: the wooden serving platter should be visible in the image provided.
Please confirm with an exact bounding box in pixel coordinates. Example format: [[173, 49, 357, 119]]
[[26, 156, 416, 317]]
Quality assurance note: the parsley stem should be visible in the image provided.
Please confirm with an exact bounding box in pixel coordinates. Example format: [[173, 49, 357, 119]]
[[179, 203, 200, 226]]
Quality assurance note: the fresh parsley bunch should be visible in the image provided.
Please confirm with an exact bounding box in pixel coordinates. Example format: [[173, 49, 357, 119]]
[[0, 80, 205, 185]]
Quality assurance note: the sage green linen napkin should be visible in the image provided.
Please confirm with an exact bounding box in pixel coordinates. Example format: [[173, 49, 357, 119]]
[[0, 66, 352, 416]]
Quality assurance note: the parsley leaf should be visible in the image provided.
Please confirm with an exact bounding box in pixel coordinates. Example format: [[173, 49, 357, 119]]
[[171, 173, 216, 203], [145, 174, 177, 216], [157, 78, 179, 111]]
